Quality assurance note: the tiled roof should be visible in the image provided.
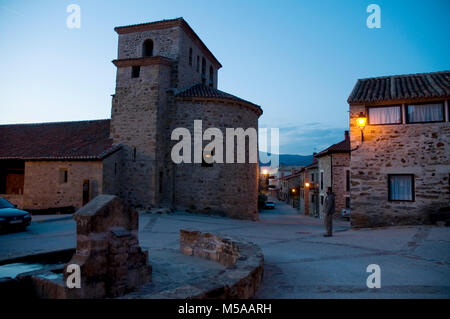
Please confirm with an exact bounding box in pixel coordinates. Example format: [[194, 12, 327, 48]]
[[348, 70, 450, 104], [0, 120, 120, 160], [316, 136, 351, 157], [176, 84, 262, 114]]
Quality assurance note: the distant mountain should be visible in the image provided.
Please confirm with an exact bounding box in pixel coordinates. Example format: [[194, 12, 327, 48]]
[[259, 152, 314, 167]]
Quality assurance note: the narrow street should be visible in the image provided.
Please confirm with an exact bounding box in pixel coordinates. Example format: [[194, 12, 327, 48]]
[[1, 201, 449, 298]]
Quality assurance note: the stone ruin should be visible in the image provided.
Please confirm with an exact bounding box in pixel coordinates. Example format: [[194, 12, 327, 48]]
[[27, 195, 152, 298]]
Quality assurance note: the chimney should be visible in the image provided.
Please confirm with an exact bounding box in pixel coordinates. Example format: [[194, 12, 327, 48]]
[[345, 130, 349, 140]]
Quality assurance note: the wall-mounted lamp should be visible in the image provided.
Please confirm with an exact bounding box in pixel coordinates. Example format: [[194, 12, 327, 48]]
[[356, 112, 367, 142], [291, 188, 296, 193], [304, 182, 310, 188], [262, 169, 269, 175]]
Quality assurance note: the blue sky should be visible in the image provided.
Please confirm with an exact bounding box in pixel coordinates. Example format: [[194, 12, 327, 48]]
[[0, 0, 449, 155]]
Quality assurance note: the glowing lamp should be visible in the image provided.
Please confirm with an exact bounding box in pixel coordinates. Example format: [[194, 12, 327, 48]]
[[291, 188, 296, 193], [356, 112, 367, 142], [305, 182, 310, 188], [262, 169, 269, 175]]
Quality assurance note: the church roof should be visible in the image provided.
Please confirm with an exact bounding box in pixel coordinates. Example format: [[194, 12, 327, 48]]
[[175, 84, 262, 114], [0, 119, 120, 160], [347, 70, 450, 105]]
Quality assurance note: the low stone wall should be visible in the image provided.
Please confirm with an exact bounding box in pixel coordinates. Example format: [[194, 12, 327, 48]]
[[20, 195, 151, 299], [152, 229, 264, 299]]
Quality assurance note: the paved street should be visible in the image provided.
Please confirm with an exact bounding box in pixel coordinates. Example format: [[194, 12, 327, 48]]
[[1, 200, 449, 298]]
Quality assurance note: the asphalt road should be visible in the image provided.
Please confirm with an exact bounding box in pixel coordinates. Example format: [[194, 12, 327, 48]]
[[1, 201, 449, 298]]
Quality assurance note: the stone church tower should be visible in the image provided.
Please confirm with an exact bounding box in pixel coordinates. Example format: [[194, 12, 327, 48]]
[[110, 18, 262, 220]]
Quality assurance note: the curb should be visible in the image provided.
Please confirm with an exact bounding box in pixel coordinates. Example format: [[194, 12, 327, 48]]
[[32, 216, 73, 224]]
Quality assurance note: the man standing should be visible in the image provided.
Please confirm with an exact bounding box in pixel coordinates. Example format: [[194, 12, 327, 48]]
[[323, 187, 335, 237]]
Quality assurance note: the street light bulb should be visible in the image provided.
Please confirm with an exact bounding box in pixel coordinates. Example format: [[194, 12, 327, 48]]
[[356, 112, 367, 128], [262, 169, 269, 175], [305, 182, 310, 188]]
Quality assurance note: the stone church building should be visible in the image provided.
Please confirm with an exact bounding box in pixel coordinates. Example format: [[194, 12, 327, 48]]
[[0, 18, 262, 220]]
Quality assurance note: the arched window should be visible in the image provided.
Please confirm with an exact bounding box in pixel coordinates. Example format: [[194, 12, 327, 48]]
[[201, 57, 206, 75], [189, 48, 192, 66], [196, 56, 200, 72], [209, 66, 214, 87], [142, 39, 153, 57]]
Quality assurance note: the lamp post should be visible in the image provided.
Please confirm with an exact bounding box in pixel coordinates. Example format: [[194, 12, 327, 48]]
[[356, 112, 367, 142]]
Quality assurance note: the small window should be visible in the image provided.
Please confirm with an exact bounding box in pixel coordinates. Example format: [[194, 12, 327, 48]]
[[346, 170, 350, 192], [133, 147, 137, 162], [209, 66, 214, 87], [196, 56, 200, 72], [311, 194, 315, 203], [201, 149, 214, 167], [388, 174, 414, 201], [311, 173, 314, 182], [345, 197, 351, 209], [159, 171, 163, 194], [59, 169, 68, 184], [189, 48, 193, 66], [131, 66, 140, 78], [201, 57, 206, 75], [407, 102, 444, 123], [320, 195, 324, 205], [142, 39, 153, 57], [320, 171, 324, 190], [368, 106, 402, 125]]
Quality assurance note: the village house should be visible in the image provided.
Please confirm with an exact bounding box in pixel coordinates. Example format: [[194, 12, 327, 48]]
[[0, 18, 262, 220], [299, 157, 320, 217], [316, 131, 351, 218], [348, 70, 450, 227]]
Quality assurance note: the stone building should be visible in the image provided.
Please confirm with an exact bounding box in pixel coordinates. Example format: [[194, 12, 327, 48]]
[[348, 70, 450, 227], [299, 158, 320, 217], [316, 131, 351, 218], [0, 18, 262, 220]]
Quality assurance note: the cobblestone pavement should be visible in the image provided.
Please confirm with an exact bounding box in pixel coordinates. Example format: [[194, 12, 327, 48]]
[[1, 199, 449, 298]]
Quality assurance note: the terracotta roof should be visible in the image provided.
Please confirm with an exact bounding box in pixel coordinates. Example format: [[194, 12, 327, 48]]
[[316, 134, 351, 157], [0, 120, 120, 160], [114, 18, 222, 69], [348, 70, 450, 104], [176, 84, 262, 114]]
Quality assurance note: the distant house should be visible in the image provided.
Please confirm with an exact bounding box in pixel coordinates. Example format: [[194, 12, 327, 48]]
[[348, 70, 450, 227], [316, 131, 351, 218], [299, 157, 320, 217], [0, 120, 122, 212]]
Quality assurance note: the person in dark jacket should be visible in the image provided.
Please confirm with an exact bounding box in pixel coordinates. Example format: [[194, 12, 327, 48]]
[[323, 187, 335, 237]]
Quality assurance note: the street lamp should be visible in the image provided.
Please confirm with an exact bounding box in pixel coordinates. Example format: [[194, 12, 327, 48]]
[[356, 112, 367, 142], [291, 188, 296, 194], [304, 182, 310, 188], [262, 169, 269, 175]]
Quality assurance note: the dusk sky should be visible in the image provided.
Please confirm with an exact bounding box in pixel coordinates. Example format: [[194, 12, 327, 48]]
[[0, 0, 449, 155]]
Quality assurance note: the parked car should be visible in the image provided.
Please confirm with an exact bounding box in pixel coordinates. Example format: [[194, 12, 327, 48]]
[[264, 201, 276, 209], [341, 208, 351, 220], [0, 197, 32, 231]]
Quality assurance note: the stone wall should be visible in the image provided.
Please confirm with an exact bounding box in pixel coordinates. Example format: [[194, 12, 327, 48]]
[[318, 153, 350, 217], [178, 229, 264, 299], [21, 195, 152, 299], [23, 161, 103, 211], [177, 30, 218, 90], [350, 101, 450, 227], [171, 99, 260, 220]]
